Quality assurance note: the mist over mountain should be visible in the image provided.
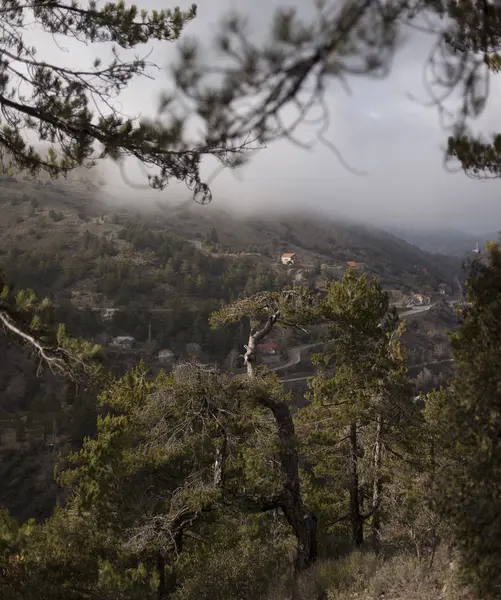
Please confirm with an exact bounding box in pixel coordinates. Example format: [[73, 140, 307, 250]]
[[384, 225, 501, 257]]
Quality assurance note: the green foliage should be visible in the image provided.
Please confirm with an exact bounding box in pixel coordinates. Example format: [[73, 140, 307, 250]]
[[0, 0, 211, 197], [1, 218, 292, 362], [297, 269, 418, 546], [210, 287, 323, 331], [430, 2, 501, 179], [0, 262, 486, 599], [0, 270, 103, 381], [19, 363, 294, 598], [172, 514, 294, 600], [425, 241, 501, 598]]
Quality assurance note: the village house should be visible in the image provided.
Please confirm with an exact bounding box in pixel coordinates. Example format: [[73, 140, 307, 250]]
[[408, 293, 431, 307], [157, 349, 174, 363], [91, 307, 119, 321], [281, 252, 297, 266], [109, 336, 135, 349], [102, 308, 119, 321], [438, 283, 452, 296], [257, 342, 281, 365]]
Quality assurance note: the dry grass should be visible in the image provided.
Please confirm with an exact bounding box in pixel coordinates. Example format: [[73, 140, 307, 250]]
[[267, 546, 476, 600]]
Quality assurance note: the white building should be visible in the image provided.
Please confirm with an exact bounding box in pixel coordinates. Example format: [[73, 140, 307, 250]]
[[157, 349, 174, 362], [110, 336, 135, 349], [102, 308, 119, 321]]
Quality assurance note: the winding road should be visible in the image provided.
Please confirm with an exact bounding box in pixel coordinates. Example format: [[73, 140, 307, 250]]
[[277, 297, 461, 384]]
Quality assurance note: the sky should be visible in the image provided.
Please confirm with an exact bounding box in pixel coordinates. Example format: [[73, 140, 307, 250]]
[[29, 0, 501, 233]]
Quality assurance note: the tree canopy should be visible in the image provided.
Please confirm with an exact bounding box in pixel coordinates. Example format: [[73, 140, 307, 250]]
[[0, 0, 220, 200], [169, 0, 501, 180], [425, 243, 501, 599], [3, 2, 501, 597]]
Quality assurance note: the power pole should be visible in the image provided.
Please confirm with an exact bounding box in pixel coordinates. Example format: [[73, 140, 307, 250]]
[[148, 317, 152, 345]]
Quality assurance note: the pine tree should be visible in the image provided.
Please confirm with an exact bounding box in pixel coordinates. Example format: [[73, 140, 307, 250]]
[[298, 269, 415, 548], [210, 287, 325, 572], [0, 274, 103, 382], [425, 242, 501, 598], [0, 361, 308, 598]]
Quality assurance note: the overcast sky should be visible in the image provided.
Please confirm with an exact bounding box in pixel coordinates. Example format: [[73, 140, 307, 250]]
[[32, 0, 501, 233]]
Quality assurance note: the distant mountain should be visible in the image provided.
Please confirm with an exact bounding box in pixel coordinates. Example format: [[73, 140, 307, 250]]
[[0, 177, 461, 302], [386, 226, 500, 257]]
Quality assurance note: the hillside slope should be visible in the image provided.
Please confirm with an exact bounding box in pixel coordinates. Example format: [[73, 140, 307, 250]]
[[0, 176, 463, 521], [154, 202, 460, 288], [0, 177, 460, 306]]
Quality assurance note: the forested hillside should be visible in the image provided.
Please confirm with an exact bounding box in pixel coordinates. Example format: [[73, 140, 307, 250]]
[[1, 252, 494, 600], [2, 0, 501, 595], [0, 177, 460, 522]]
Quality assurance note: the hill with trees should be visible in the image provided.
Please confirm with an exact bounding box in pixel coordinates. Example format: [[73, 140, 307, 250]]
[[0, 176, 461, 522], [1, 0, 500, 598]]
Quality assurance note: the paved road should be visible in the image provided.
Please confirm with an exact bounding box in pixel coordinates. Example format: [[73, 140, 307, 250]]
[[398, 298, 461, 320], [234, 277, 465, 382], [398, 303, 435, 319], [280, 372, 314, 384], [279, 300, 462, 384], [233, 341, 324, 377], [267, 342, 323, 373], [257, 300, 459, 382]]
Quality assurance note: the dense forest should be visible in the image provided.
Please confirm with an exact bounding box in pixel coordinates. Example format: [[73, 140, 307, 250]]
[[2, 0, 501, 597], [1, 253, 500, 600], [0, 196, 459, 530], [1, 216, 291, 359]]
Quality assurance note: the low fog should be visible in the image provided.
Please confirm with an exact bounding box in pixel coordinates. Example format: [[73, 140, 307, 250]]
[[30, 0, 501, 234]]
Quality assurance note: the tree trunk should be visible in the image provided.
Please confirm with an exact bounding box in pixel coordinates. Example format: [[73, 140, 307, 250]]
[[156, 553, 166, 599], [349, 421, 364, 546], [213, 429, 227, 487], [244, 312, 279, 378], [254, 380, 318, 572], [371, 408, 383, 551], [162, 531, 183, 598], [247, 316, 318, 572]]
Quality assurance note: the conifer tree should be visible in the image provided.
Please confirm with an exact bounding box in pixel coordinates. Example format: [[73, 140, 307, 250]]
[[0, 271, 103, 381], [298, 269, 414, 548], [210, 287, 325, 571], [426, 242, 501, 598]]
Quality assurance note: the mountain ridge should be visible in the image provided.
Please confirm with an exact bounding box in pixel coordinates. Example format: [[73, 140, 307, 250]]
[[0, 176, 461, 306], [386, 225, 500, 257]]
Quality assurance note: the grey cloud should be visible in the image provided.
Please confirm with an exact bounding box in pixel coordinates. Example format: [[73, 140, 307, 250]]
[[30, 1, 501, 232]]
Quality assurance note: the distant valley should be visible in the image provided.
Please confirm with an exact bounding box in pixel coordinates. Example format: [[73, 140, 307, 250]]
[[386, 225, 500, 257], [0, 175, 464, 520]]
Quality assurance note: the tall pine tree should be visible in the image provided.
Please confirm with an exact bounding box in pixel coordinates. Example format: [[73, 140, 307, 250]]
[[426, 241, 501, 598]]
